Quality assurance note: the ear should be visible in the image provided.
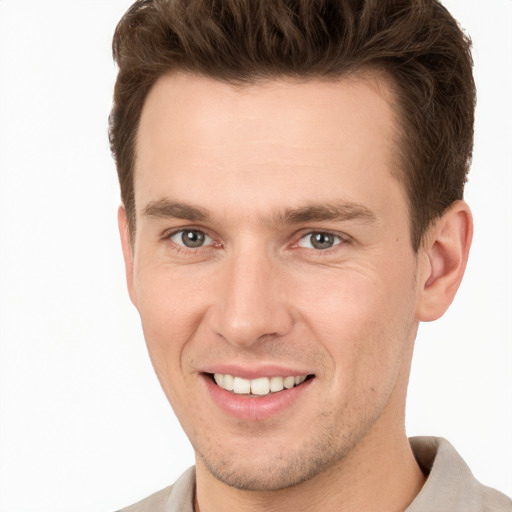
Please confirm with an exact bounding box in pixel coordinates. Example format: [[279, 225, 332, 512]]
[[118, 205, 137, 306], [416, 200, 473, 322]]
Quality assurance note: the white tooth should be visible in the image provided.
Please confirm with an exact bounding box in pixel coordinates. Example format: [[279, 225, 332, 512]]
[[283, 376, 295, 389], [294, 376, 301, 385], [270, 376, 284, 392], [298, 375, 307, 384], [222, 374, 234, 391], [233, 376, 251, 394], [214, 373, 224, 386], [251, 377, 270, 396]]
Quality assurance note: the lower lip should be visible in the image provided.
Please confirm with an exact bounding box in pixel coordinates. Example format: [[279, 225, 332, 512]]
[[202, 375, 314, 421]]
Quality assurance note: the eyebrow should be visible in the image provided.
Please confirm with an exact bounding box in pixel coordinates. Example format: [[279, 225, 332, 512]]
[[143, 199, 210, 222], [274, 203, 376, 225], [142, 198, 376, 225]]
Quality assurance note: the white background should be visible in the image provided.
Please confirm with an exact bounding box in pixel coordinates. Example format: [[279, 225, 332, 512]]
[[0, 1, 510, 511]]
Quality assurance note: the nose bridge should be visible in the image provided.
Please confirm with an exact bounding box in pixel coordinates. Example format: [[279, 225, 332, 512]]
[[211, 244, 293, 347]]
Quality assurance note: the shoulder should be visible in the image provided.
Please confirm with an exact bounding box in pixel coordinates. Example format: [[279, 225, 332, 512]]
[[115, 466, 196, 512], [479, 486, 512, 512], [115, 485, 173, 512], [408, 437, 512, 512]]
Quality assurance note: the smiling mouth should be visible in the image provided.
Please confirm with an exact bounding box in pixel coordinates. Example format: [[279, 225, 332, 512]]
[[210, 373, 314, 397]]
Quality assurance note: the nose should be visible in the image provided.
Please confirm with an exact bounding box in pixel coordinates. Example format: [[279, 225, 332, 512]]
[[208, 249, 294, 348]]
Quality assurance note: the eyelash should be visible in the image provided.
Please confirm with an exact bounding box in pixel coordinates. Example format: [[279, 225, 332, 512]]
[[164, 227, 218, 253], [293, 230, 347, 252], [163, 228, 349, 254]]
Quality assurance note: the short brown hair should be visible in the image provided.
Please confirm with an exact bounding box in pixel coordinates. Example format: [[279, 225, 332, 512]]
[[109, 0, 475, 250]]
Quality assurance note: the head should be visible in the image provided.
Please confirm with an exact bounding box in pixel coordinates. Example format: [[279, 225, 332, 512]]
[[110, 0, 474, 496], [110, 0, 475, 252]]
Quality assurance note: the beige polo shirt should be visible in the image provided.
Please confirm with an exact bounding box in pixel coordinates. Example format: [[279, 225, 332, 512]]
[[118, 437, 512, 512]]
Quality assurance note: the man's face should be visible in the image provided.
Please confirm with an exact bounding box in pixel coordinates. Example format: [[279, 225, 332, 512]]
[[122, 73, 427, 491]]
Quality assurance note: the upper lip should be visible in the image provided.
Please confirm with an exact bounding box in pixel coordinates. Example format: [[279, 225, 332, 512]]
[[200, 364, 313, 380]]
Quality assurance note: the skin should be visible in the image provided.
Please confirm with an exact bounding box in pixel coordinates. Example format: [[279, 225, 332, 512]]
[[119, 73, 472, 511]]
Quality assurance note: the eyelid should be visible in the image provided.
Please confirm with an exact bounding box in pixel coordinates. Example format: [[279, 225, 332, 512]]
[[162, 224, 208, 239], [171, 229, 212, 247], [163, 226, 219, 250], [161, 226, 350, 252], [293, 229, 349, 250]]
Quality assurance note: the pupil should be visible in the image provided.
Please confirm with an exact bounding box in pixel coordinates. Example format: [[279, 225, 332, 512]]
[[312, 232, 333, 249], [182, 230, 205, 248]]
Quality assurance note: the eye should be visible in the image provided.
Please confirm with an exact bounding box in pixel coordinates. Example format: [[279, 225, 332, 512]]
[[169, 229, 213, 248], [297, 231, 343, 250]]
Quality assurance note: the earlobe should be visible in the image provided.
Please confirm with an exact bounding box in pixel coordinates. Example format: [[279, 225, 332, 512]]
[[416, 200, 473, 322], [118, 205, 137, 306]]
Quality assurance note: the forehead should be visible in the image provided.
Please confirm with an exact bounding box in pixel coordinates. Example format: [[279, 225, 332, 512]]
[[137, 72, 398, 156], [134, 72, 404, 221]]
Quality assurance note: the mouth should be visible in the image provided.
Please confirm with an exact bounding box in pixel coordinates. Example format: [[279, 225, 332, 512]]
[[209, 373, 314, 397]]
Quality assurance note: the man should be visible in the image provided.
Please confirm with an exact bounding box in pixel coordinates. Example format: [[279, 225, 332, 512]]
[[109, 0, 511, 510]]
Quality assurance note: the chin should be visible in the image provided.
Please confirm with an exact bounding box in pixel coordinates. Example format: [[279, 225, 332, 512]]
[[203, 458, 325, 492], [197, 435, 350, 492]]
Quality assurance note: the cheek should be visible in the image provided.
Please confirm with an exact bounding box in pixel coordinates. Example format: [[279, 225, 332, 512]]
[[294, 262, 417, 381], [133, 268, 209, 391]]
